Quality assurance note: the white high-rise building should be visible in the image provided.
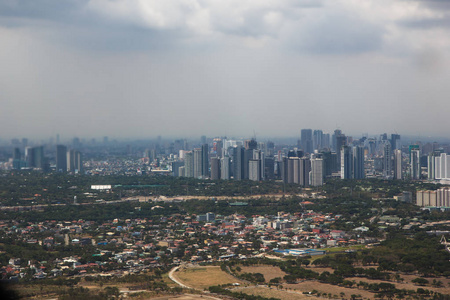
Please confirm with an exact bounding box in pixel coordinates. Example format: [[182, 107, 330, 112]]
[[311, 158, 324, 186], [220, 156, 230, 180], [249, 160, 261, 181], [394, 149, 402, 180], [193, 148, 202, 178]]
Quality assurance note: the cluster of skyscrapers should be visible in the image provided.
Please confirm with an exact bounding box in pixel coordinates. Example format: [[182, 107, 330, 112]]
[[167, 129, 447, 185], [10, 144, 82, 173]]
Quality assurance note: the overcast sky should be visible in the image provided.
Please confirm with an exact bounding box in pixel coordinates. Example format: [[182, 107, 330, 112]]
[[1, 0, 450, 140]]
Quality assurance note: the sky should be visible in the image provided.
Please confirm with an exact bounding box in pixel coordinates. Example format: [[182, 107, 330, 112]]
[[1, 0, 450, 140]]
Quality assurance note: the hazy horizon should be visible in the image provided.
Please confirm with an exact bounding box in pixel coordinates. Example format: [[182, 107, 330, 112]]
[[2, 1, 450, 139]]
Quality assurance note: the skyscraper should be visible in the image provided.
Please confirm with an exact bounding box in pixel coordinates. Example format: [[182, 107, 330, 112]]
[[313, 130, 323, 151], [391, 134, 401, 150], [300, 157, 311, 186], [341, 146, 352, 179], [311, 158, 324, 186], [383, 142, 392, 178], [301, 129, 313, 153], [67, 149, 83, 173], [394, 149, 402, 180], [221, 156, 230, 180], [410, 148, 421, 180], [56, 145, 67, 172], [193, 148, 202, 178], [201, 143, 209, 178], [352, 146, 365, 179], [264, 157, 275, 180], [210, 157, 220, 180], [184, 151, 194, 177], [232, 146, 244, 180], [249, 160, 261, 181]]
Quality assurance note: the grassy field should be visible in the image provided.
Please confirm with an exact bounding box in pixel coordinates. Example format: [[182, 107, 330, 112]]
[[173, 266, 243, 290], [284, 281, 375, 299], [238, 286, 312, 300], [239, 265, 287, 281]]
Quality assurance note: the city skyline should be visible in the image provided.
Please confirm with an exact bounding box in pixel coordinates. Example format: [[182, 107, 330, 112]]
[[2, 1, 450, 138]]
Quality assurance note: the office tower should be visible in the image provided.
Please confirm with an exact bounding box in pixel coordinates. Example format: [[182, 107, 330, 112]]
[[410, 148, 421, 180], [266, 141, 275, 156], [171, 161, 184, 177], [301, 129, 313, 153], [193, 148, 202, 178], [300, 157, 311, 186], [335, 131, 346, 158], [287, 157, 299, 183], [13, 148, 21, 160], [178, 166, 185, 177], [264, 157, 275, 180], [322, 133, 330, 149], [341, 146, 352, 179], [210, 157, 220, 180], [435, 155, 442, 179], [383, 143, 392, 178], [427, 152, 436, 180], [249, 160, 261, 181], [352, 146, 365, 179], [213, 139, 223, 158], [367, 139, 376, 157], [244, 139, 257, 150], [313, 130, 323, 151], [184, 151, 194, 177], [221, 156, 230, 180], [67, 149, 83, 173], [243, 149, 253, 179], [201, 143, 209, 177], [24, 145, 44, 169], [201, 135, 207, 145], [25, 146, 34, 168], [232, 146, 244, 180], [311, 158, 324, 186], [394, 149, 402, 180], [431, 151, 445, 179], [391, 134, 401, 150], [56, 145, 67, 172], [320, 151, 333, 177]]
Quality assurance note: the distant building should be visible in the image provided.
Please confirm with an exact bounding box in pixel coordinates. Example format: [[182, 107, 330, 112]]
[[301, 129, 313, 153], [383, 142, 392, 178], [310, 158, 324, 186], [184, 151, 194, 177], [410, 147, 421, 180], [394, 149, 402, 180], [417, 189, 450, 207], [56, 145, 67, 172], [352, 146, 365, 179], [233, 146, 244, 180], [221, 156, 230, 180], [210, 157, 220, 180], [193, 148, 202, 178], [249, 159, 261, 181], [341, 146, 352, 179]]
